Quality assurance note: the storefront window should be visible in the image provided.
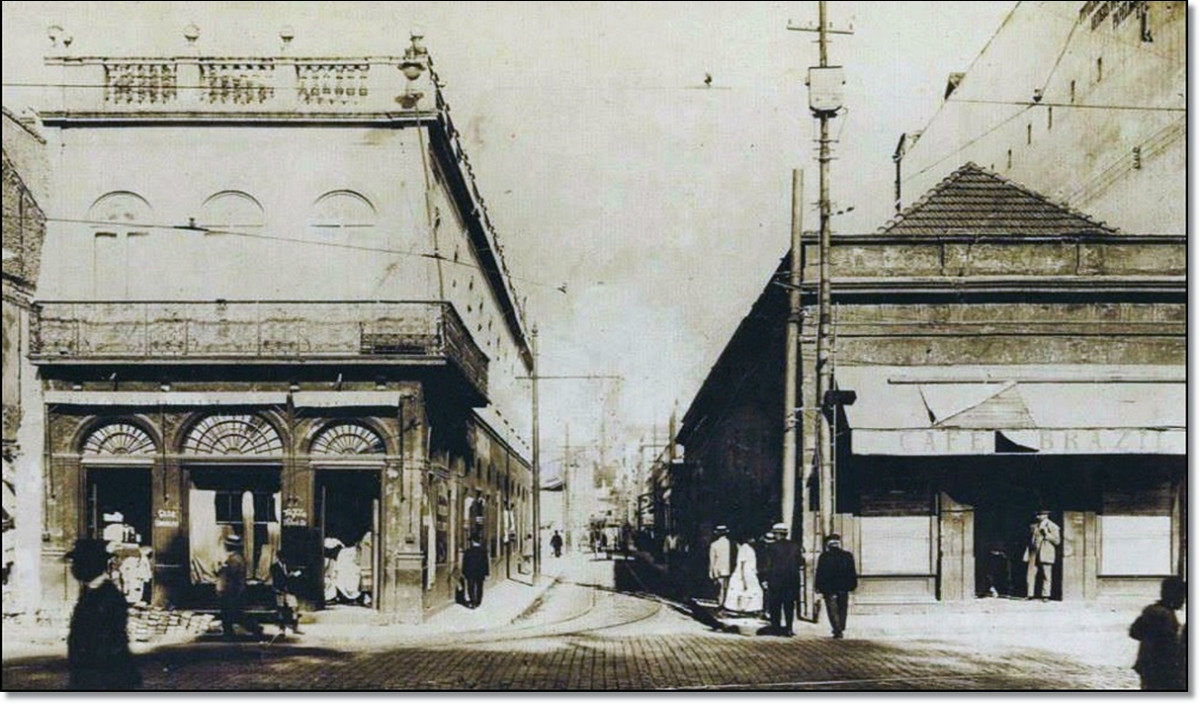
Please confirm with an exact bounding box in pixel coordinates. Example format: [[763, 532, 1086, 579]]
[[859, 516, 934, 575], [214, 491, 276, 525]]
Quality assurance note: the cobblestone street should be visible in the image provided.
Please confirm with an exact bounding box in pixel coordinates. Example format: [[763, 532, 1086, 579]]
[[2, 554, 1141, 691]]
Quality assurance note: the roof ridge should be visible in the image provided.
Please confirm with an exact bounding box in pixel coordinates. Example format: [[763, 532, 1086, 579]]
[[881, 162, 1121, 236], [956, 162, 1119, 234]]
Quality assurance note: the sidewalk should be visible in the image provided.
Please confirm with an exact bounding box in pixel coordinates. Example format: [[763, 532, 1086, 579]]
[[2, 565, 563, 661]]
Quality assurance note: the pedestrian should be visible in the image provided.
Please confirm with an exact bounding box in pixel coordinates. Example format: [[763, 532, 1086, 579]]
[[708, 525, 733, 607], [550, 530, 564, 558], [1129, 576, 1186, 690], [1023, 510, 1060, 600], [66, 539, 141, 690], [762, 523, 804, 636], [216, 534, 262, 640], [815, 533, 857, 639], [662, 531, 679, 566], [462, 537, 489, 609], [723, 534, 763, 615], [270, 548, 303, 635]]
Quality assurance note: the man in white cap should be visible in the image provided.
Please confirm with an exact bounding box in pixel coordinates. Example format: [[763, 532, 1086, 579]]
[[761, 522, 804, 636], [815, 533, 857, 638], [708, 525, 733, 607]]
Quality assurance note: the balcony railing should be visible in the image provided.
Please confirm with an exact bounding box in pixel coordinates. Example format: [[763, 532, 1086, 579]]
[[30, 301, 488, 397], [43, 56, 435, 116]]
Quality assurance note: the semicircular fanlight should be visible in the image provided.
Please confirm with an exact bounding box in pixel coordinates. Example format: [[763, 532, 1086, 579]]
[[183, 414, 283, 455], [311, 423, 386, 455], [82, 422, 156, 455]]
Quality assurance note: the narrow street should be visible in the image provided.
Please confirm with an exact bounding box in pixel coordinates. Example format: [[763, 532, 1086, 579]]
[[2, 553, 1140, 691]]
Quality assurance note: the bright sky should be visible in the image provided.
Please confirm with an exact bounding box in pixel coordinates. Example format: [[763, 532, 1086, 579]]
[[2, 2, 1019, 473]]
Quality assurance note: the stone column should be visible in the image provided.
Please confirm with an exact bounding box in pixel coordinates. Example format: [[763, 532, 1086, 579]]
[[938, 491, 974, 601], [381, 388, 426, 623]]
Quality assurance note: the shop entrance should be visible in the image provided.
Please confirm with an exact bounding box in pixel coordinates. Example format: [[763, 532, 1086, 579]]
[[315, 470, 380, 609], [85, 466, 153, 603], [186, 467, 282, 603], [970, 470, 1062, 601]]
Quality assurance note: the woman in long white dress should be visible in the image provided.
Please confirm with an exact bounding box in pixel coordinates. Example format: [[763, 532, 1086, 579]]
[[722, 538, 764, 614]]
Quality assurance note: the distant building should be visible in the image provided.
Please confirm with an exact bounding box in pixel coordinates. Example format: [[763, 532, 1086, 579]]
[[2, 106, 49, 615], [27, 34, 533, 623], [675, 164, 1184, 605], [897, 1, 1184, 235]]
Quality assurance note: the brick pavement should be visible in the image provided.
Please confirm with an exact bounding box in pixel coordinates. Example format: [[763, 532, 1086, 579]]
[[1, 552, 1144, 691]]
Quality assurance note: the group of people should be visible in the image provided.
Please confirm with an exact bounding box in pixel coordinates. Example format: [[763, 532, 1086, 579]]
[[706, 523, 857, 639]]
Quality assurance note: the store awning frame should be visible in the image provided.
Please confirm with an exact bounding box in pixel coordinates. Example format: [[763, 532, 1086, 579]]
[[837, 365, 1185, 457]]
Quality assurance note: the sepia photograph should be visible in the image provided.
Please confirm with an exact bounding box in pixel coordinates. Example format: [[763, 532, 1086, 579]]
[[0, 0, 1188, 692]]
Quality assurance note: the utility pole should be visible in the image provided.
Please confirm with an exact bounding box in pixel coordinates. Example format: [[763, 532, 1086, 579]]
[[531, 325, 541, 578], [521, 362, 622, 574], [782, 169, 803, 540], [789, 1, 851, 541]]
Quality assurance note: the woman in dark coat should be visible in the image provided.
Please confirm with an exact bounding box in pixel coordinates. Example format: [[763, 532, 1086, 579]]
[[66, 539, 141, 690]]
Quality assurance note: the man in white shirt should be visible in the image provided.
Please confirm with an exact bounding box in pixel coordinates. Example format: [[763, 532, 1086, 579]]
[[708, 525, 733, 606]]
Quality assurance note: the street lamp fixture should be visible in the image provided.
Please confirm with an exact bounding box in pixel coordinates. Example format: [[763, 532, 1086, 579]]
[[397, 30, 427, 108]]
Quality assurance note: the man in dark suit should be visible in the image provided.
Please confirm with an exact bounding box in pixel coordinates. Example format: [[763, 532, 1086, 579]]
[[66, 539, 141, 690], [761, 522, 804, 637], [815, 533, 858, 639], [462, 537, 489, 609]]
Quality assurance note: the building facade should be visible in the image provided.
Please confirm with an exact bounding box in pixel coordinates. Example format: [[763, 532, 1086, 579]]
[[2, 107, 49, 616], [28, 34, 533, 623], [676, 164, 1184, 605], [897, 1, 1184, 235]]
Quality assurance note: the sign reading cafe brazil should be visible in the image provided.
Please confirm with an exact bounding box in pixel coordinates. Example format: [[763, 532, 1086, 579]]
[[853, 427, 1185, 457]]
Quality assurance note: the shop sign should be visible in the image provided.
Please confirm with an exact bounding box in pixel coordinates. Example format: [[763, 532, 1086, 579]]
[[154, 508, 180, 528], [856, 427, 1185, 456], [283, 506, 308, 527]]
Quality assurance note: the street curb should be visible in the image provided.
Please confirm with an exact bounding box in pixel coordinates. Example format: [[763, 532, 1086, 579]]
[[510, 573, 562, 625]]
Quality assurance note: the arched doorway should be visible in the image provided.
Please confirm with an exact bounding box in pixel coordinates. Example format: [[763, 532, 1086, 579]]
[[181, 414, 284, 599], [311, 423, 385, 610], [81, 421, 156, 604]]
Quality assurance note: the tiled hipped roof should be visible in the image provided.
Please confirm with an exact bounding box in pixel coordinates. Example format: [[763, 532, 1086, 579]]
[[881, 163, 1119, 237]]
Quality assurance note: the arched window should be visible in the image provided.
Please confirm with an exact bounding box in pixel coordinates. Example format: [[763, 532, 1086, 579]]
[[198, 191, 264, 232], [87, 191, 153, 298], [183, 414, 283, 456], [309, 190, 376, 239], [82, 422, 156, 455], [311, 423, 386, 455], [89, 191, 152, 227]]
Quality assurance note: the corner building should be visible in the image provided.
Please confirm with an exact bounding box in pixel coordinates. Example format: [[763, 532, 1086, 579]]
[[30, 39, 533, 623], [677, 164, 1184, 607]]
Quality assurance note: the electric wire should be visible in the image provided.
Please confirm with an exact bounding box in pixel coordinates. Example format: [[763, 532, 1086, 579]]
[[41, 215, 561, 290]]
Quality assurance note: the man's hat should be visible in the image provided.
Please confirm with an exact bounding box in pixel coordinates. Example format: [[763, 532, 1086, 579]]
[[714, 525, 728, 534], [825, 533, 842, 546], [65, 538, 111, 570], [102, 511, 124, 523], [771, 522, 788, 534], [223, 533, 243, 548], [66, 538, 110, 561], [1036, 509, 1051, 517]]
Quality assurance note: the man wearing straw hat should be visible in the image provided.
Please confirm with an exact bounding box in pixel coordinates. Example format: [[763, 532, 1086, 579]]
[[762, 522, 804, 636], [708, 525, 733, 607]]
